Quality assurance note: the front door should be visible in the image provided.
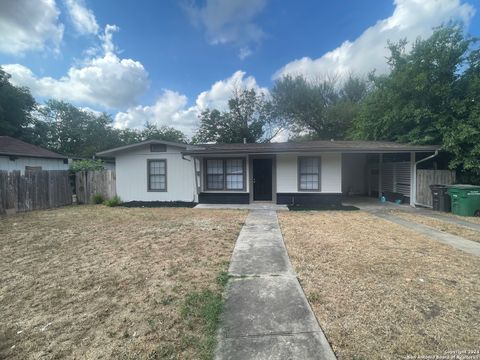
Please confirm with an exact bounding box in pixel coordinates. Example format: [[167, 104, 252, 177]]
[[253, 159, 272, 201]]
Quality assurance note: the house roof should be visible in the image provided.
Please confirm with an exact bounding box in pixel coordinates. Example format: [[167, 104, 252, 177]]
[[0, 136, 67, 159], [183, 140, 440, 155], [96, 139, 200, 157]]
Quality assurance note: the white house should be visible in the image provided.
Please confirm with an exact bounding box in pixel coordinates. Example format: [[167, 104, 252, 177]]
[[98, 139, 439, 206], [0, 136, 68, 173]]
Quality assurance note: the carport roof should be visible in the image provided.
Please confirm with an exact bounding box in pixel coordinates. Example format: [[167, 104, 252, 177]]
[[182, 140, 440, 155]]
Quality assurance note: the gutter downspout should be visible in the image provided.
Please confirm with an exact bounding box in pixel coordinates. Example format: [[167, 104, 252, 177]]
[[413, 150, 439, 207]]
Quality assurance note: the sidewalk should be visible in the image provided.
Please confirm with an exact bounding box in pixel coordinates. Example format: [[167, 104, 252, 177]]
[[215, 210, 336, 360]]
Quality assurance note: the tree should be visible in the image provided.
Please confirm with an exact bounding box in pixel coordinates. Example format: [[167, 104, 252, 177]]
[[140, 122, 188, 143], [271, 75, 367, 140], [34, 100, 122, 157], [352, 25, 480, 183], [193, 88, 280, 143], [0, 67, 37, 140]]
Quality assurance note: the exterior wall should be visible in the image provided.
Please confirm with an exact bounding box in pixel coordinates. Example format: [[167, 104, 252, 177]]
[[341, 153, 367, 195], [115, 144, 196, 202], [276, 152, 342, 193], [0, 155, 68, 174]]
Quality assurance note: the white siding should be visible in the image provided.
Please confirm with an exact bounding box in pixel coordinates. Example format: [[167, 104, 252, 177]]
[[276, 153, 342, 193], [115, 144, 196, 202], [0, 156, 68, 174]]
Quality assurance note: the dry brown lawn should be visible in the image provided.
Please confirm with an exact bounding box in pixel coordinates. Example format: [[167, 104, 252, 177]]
[[279, 211, 480, 360], [0, 205, 246, 360], [391, 210, 480, 244]]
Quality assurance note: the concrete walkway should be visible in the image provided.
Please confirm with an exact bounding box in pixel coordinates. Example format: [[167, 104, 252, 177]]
[[371, 211, 480, 257], [408, 209, 480, 232], [216, 210, 336, 360]]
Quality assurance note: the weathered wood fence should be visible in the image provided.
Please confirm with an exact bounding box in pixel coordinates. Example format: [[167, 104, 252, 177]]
[[416, 169, 456, 207], [0, 170, 72, 214], [75, 170, 116, 204]]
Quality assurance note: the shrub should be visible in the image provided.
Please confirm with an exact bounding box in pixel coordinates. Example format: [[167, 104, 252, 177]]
[[103, 195, 122, 207], [70, 159, 104, 172], [92, 193, 105, 204]]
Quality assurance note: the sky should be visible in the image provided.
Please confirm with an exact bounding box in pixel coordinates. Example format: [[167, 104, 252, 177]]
[[0, 0, 479, 137]]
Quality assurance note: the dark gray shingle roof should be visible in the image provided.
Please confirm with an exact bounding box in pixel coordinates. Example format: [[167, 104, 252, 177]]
[[0, 136, 67, 159], [183, 140, 440, 155]]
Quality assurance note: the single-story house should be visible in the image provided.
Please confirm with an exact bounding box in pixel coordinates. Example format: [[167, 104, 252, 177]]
[[0, 136, 68, 174], [97, 139, 440, 206]]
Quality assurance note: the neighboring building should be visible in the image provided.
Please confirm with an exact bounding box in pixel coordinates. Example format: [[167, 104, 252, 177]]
[[0, 136, 68, 173], [97, 139, 439, 206]]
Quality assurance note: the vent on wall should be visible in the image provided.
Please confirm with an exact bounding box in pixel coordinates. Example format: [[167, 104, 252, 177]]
[[150, 144, 167, 152]]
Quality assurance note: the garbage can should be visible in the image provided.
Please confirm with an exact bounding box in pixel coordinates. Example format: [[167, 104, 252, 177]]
[[447, 185, 480, 217], [430, 184, 451, 212]]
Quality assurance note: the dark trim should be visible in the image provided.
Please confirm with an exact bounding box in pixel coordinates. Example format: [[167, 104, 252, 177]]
[[297, 156, 321, 192], [147, 159, 167, 192], [199, 192, 249, 204], [276, 193, 342, 206], [204, 158, 246, 191]]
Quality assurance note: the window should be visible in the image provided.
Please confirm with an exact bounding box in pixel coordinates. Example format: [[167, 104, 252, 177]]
[[148, 159, 167, 191], [150, 143, 166, 152], [206, 159, 245, 190], [25, 166, 42, 172], [298, 157, 321, 191]]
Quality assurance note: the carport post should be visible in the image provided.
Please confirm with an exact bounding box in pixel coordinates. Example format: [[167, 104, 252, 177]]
[[410, 151, 416, 207], [378, 153, 382, 199]]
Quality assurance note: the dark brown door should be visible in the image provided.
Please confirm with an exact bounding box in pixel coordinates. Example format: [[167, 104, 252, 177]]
[[253, 159, 272, 201]]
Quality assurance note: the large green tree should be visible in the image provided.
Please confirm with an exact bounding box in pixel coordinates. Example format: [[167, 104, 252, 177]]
[[271, 75, 367, 140], [141, 122, 188, 143], [0, 67, 37, 140], [35, 100, 122, 157], [352, 25, 480, 182], [193, 88, 280, 143]]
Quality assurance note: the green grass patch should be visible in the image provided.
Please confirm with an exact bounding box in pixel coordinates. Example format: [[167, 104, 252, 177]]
[[180, 271, 230, 360]]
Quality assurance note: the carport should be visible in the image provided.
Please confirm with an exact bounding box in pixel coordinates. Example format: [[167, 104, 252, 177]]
[[341, 148, 439, 206]]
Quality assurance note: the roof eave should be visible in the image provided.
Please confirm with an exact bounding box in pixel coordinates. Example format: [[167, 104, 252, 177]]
[[97, 139, 199, 157], [0, 152, 68, 160], [182, 147, 440, 156]]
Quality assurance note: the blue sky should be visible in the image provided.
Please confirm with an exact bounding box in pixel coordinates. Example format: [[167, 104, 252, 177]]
[[0, 0, 478, 136]]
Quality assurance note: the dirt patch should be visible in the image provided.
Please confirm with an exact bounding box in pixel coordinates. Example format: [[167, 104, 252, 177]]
[[278, 211, 480, 360], [391, 211, 480, 244], [0, 205, 246, 359]]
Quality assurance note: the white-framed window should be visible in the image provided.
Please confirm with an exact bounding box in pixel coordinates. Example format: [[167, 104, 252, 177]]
[[206, 158, 245, 191], [148, 159, 167, 191], [298, 157, 321, 191]]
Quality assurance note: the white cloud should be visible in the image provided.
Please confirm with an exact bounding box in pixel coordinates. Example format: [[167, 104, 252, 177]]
[[114, 90, 198, 134], [4, 25, 149, 109], [274, 0, 475, 80], [0, 0, 64, 55], [183, 0, 266, 58], [64, 0, 99, 35], [114, 70, 267, 136]]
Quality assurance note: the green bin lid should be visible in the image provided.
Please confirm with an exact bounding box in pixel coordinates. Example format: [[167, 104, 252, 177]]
[[448, 184, 480, 190]]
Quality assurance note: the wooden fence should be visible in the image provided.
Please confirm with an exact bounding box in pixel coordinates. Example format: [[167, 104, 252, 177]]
[[75, 170, 116, 204], [0, 170, 72, 214], [416, 169, 456, 207]]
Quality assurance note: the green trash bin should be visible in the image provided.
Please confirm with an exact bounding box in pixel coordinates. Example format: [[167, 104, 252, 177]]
[[447, 185, 480, 217]]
